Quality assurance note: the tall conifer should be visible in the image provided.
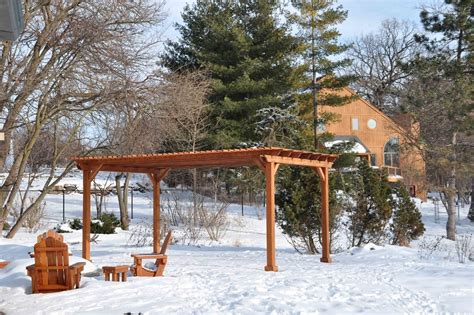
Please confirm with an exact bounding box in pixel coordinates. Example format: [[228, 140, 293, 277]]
[[289, 0, 353, 149], [161, 1, 300, 148]]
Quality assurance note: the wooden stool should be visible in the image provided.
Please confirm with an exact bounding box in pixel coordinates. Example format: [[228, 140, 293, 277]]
[[0, 261, 10, 269], [102, 265, 129, 282]]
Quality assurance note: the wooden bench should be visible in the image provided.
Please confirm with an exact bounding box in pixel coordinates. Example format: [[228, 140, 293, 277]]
[[102, 265, 129, 282], [131, 230, 172, 277]]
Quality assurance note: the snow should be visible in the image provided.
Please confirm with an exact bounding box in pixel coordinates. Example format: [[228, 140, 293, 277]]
[[0, 173, 473, 314], [325, 140, 367, 154]]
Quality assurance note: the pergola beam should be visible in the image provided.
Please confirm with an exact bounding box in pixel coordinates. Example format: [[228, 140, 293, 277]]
[[100, 165, 167, 174], [263, 155, 330, 168]]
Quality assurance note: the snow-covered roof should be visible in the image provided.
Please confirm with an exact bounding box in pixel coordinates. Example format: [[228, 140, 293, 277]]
[[325, 140, 368, 154]]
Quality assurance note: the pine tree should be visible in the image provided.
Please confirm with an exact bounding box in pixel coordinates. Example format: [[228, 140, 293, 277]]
[[161, 1, 301, 148], [390, 184, 425, 246], [276, 167, 342, 254], [347, 160, 392, 247], [289, 0, 354, 148], [405, 0, 474, 240]]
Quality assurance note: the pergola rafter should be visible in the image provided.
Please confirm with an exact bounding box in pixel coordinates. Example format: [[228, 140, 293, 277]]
[[72, 147, 337, 271]]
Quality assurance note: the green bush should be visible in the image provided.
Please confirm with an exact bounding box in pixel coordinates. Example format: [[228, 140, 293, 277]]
[[276, 166, 343, 254], [390, 184, 425, 246], [54, 224, 72, 233], [2, 221, 10, 231], [91, 212, 120, 234], [69, 218, 83, 230]]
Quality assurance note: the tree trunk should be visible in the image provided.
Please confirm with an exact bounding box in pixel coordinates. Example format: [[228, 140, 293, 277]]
[[468, 177, 474, 222], [115, 173, 130, 230], [192, 168, 198, 226], [446, 132, 457, 241]]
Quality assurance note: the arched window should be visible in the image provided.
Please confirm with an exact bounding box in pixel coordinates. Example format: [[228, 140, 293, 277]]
[[384, 137, 400, 168]]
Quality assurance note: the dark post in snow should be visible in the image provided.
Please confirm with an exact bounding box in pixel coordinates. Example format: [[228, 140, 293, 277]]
[[130, 188, 134, 219], [62, 190, 66, 223]]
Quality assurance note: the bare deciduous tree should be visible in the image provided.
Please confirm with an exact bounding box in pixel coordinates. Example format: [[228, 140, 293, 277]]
[[348, 19, 421, 113], [0, 0, 166, 236]]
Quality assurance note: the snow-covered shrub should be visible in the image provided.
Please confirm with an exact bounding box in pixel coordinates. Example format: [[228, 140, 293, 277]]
[[390, 185, 425, 246], [179, 205, 202, 245], [198, 201, 230, 242], [417, 235, 446, 260], [127, 220, 153, 247], [91, 212, 120, 234], [455, 234, 472, 264], [53, 223, 72, 233], [69, 218, 83, 230], [162, 195, 202, 245], [161, 192, 230, 244], [233, 215, 246, 229], [161, 194, 181, 227], [10, 197, 46, 233]]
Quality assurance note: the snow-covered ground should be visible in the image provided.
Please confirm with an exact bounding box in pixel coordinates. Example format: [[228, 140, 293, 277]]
[[0, 173, 473, 314]]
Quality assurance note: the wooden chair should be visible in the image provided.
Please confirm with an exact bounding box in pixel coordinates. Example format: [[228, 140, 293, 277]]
[[26, 230, 86, 293], [131, 230, 172, 277]]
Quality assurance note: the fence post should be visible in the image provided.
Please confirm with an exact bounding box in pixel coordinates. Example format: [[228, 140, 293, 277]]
[[241, 193, 244, 216], [131, 188, 134, 220], [456, 200, 460, 224], [62, 189, 66, 223]]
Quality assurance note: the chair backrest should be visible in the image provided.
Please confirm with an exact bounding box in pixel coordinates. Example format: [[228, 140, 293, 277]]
[[34, 230, 70, 289], [159, 230, 173, 255]]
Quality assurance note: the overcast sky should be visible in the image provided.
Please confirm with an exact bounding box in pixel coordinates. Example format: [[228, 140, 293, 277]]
[[160, 0, 433, 43]]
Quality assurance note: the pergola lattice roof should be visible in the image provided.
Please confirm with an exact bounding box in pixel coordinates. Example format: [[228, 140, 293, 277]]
[[72, 147, 338, 172]]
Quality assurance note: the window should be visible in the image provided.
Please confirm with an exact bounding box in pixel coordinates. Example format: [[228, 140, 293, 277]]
[[351, 118, 359, 130], [384, 137, 400, 168], [367, 119, 377, 129], [370, 154, 377, 166]]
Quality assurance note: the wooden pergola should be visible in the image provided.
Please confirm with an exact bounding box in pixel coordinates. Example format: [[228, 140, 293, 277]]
[[72, 147, 337, 271]]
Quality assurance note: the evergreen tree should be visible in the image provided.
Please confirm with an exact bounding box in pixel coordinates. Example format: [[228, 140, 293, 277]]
[[276, 167, 343, 254], [403, 0, 473, 240], [289, 0, 354, 148], [346, 160, 392, 247], [390, 184, 425, 246], [161, 1, 301, 148]]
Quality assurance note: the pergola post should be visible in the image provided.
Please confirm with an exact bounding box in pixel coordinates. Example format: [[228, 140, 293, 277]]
[[264, 161, 279, 272], [82, 169, 91, 260], [152, 175, 160, 254], [82, 164, 101, 261], [148, 169, 169, 254], [320, 167, 331, 263]]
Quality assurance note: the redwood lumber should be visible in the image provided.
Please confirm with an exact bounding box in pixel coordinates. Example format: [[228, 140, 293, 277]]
[[72, 147, 337, 271]]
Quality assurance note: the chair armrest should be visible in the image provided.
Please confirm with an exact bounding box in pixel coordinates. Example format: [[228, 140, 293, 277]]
[[26, 264, 35, 277], [131, 254, 166, 259], [69, 262, 86, 272]]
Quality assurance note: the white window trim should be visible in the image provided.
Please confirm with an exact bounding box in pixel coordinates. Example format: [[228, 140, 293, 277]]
[[351, 118, 359, 131]]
